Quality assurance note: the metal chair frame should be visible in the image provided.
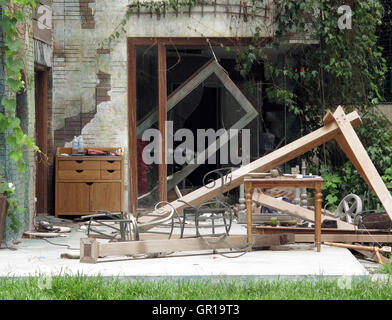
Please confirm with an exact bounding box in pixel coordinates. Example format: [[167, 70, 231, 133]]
[[179, 167, 236, 238], [85, 202, 179, 241]]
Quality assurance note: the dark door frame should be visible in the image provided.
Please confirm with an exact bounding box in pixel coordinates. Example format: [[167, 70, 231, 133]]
[[127, 37, 257, 215], [35, 66, 49, 215]]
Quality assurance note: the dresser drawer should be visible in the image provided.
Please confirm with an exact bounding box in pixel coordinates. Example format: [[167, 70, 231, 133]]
[[58, 160, 100, 170], [58, 170, 101, 180], [101, 169, 121, 180], [101, 160, 121, 170]]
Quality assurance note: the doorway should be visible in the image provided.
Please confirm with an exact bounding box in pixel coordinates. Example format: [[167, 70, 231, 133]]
[[35, 69, 48, 215], [128, 38, 262, 214]]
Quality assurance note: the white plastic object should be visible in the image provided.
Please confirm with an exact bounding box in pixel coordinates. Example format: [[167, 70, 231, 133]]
[[78, 136, 84, 154], [72, 136, 78, 155]]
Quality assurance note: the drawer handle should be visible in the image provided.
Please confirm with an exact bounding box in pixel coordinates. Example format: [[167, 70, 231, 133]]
[[107, 160, 115, 163], [76, 170, 84, 173], [107, 170, 115, 173], [86, 182, 94, 186], [76, 160, 84, 163]]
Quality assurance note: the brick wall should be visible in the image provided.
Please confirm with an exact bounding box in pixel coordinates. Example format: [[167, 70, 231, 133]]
[[50, 0, 276, 213]]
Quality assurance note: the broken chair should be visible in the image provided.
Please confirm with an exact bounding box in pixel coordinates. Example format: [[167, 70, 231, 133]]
[[85, 202, 179, 241], [179, 167, 236, 238]]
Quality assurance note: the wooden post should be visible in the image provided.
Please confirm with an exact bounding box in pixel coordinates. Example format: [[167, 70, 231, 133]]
[[80, 238, 99, 264], [127, 40, 138, 216], [245, 181, 253, 249], [314, 182, 322, 252]]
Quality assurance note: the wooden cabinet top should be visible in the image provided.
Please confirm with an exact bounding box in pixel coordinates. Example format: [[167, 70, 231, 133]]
[[56, 147, 124, 160]]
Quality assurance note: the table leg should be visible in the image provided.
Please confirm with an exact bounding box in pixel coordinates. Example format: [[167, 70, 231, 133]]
[[314, 183, 322, 252], [245, 182, 253, 250]]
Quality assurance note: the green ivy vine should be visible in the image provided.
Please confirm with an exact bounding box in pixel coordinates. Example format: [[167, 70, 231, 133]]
[[0, 0, 39, 167], [0, 0, 39, 233]]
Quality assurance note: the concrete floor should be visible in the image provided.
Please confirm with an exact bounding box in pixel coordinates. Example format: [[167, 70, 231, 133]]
[[0, 220, 369, 279]]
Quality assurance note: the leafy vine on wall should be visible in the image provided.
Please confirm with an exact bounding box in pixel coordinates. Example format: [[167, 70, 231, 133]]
[[0, 0, 39, 232], [103, 0, 390, 209]]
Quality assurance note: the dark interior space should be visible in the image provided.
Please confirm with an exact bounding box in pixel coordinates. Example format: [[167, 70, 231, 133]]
[[177, 86, 220, 187]]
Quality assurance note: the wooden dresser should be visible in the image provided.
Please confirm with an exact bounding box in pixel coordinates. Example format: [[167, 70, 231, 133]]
[[55, 147, 124, 217]]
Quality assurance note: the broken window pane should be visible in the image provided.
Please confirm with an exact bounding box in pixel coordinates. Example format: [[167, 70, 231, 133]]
[[165, 47, 258, 193]]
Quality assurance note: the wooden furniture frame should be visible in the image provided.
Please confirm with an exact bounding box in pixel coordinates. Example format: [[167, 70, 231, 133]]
[[55, 147, 124, 217], [137, 107, 392, 235], [244, 177, 323, 252]]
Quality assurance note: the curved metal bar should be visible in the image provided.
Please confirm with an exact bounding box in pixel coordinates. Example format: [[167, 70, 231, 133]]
[[137, 201, 176, 228], [202, 167, 235, 190]]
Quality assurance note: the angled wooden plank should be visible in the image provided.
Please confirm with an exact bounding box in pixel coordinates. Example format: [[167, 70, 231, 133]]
[[324, 242, 391, 253], [330, 106, 392, 221], [138, 111, 362, 230], [335, 132, 372, 187], [255, 193, 356, 230], [323, 110, 335, 125]]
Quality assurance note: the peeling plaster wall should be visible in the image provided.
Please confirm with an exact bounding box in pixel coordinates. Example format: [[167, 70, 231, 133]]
[[51, 0, 276, 212]]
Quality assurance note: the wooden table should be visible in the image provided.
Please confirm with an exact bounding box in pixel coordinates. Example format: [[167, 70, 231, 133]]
[[244, 176, 323, 252]]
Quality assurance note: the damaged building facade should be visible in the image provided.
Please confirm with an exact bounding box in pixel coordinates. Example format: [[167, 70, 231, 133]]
[[49, 0, 295, 215], [2, 0, 391, 245]]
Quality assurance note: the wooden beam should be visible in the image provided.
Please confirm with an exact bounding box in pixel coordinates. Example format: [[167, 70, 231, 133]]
[[322, 110, 335, 125], [80, 234, 295, 264], [138, 110, 362, 230], [255, 193, 356, 230], [238, 213, 298, 224], [329, 106, 392, 220], [324, 242, 391, 265], [294, 234, 392, 243], [127, 40, 138, 216], [128, 37, 256, 47], [255, 225, 383, 234], [324, 242, 391, 254]]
